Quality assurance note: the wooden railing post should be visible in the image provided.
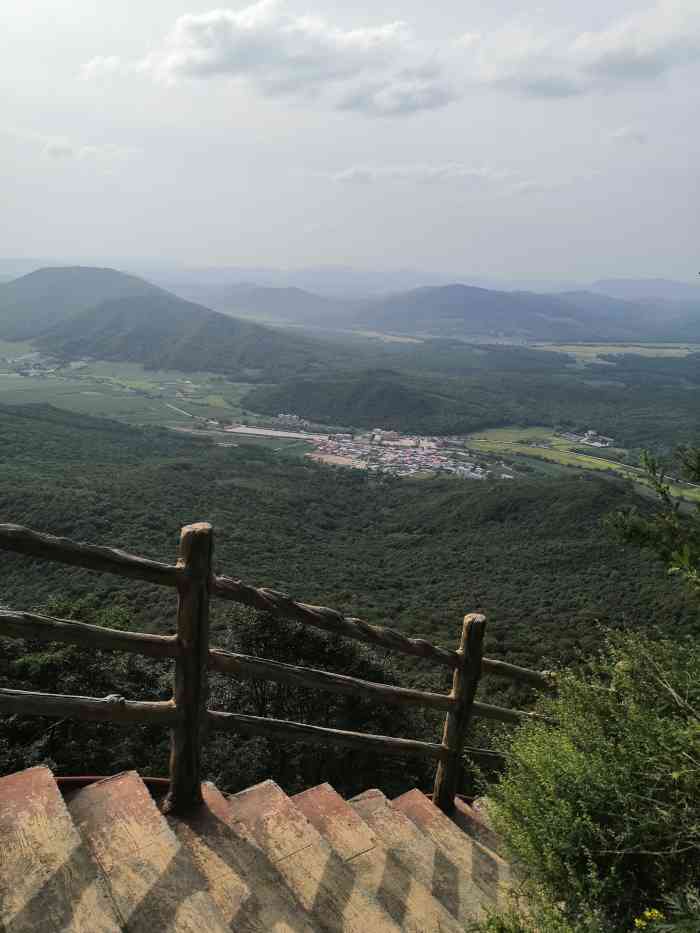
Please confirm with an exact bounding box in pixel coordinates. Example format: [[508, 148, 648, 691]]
[[163, 522, 213, 814], [433, 613, 486, 813]]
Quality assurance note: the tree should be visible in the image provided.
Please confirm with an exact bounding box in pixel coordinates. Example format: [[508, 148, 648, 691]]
[[0, 599, 432, 799], [486, 631, 700, 932], [607, 447, 700, 593]]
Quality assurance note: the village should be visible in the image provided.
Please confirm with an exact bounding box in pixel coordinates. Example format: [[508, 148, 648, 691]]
[[222, 416, 504, 479]]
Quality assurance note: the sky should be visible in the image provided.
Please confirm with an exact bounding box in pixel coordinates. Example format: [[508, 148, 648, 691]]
[[2, 0, 699, 282]]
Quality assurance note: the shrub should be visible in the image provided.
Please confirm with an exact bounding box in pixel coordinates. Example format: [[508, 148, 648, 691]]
[[487, 631, 700, 932]]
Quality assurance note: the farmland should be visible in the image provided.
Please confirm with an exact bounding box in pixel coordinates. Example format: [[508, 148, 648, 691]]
[[0, 354, 256, 426], [532, 342, 700, 365], [465, 425, 700, 503]]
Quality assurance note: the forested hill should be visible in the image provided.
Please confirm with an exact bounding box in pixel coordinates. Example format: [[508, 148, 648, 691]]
[[244, 360, 700, 449], [350, 284, 666, 341], [0, 266, 355, 381], [0, 266, 168, 340], [1, 403, 697, 685], [35, 293, 345, 381]]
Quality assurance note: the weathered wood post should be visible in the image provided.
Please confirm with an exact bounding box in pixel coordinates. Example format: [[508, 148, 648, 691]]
[[163, 522, 213, 814], [433, 612, 486, 813]]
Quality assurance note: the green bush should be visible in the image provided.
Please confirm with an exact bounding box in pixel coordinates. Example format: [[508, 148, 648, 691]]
[[488, 631, 700, 932]]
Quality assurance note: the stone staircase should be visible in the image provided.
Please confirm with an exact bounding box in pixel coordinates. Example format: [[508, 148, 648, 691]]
[[0, 766, 515, 932]]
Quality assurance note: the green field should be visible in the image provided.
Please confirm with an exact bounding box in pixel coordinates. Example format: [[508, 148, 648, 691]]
[[531, 342, 700, 365], [465, 425, 700, 502], [0, 358, 256, 426]]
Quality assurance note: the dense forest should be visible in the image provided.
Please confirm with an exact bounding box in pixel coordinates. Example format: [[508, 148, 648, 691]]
[[2, 403, 697, 665], [245, 357, 700, 450], [1, 402, 698, 793]]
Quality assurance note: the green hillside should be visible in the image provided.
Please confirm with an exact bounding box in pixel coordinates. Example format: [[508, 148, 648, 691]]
[[352, 284, 647, 341], [0, 266, 167, 339], [244, 361, 700, 449], [1, 403, 696, 687], [36, 292, 346, 381]]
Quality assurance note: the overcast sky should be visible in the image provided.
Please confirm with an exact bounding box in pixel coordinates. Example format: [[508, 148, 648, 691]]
[[2, 0, 698, 281]]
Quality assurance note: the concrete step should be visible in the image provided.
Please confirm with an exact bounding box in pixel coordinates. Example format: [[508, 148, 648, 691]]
[[227, 779, 401, 933], [294, 783, 464, 933], [350, 788, 485, 925], [170, 781, 316, 932], [67, 771, 229, 933], [393, 789, 512, 909], [453, 797, 508, 860], [0, 765, 122, 933]]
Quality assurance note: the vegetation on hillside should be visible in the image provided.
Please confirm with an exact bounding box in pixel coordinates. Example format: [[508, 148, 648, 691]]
[[609, 446, 700, 592], [245, 358, 700, 450], [480, 631, 700, 932], [0, 599, 430, 797], [1, 404, 698, 695]]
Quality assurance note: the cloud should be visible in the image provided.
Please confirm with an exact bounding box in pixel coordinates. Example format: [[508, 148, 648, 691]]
[[80, 0, 700, 114], [331, 163, 514, 185], [79, 55, 124, 81], [329, 162, 583, 199], [7, 128, 136, 164], [610, 126, 648, 144], [82, 0, 455, 116], [466, 0, 700, 97], [43, 140, 75, 159]]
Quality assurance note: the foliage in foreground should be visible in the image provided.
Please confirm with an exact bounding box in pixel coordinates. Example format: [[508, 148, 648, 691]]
[[609, 447, 700, 592], [485, 631, 700, 932]]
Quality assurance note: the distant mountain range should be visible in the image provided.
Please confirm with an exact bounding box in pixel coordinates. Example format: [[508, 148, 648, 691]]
[[591, 278, 700, 303], [168, 278, 700, 342], [1, 268, 698, 381], [0, 267, 349, 380]]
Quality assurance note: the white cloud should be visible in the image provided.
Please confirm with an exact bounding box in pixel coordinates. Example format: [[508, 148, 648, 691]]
[[329, 162, 583, 199], [80, 0, 700, 114], [610, 126, 648, 144], [7, 128, 136, 165], [79, 55, 124, 81], [331, 163, 514, 185], [466, 0, 700, 97], [82, 0, 455, 116]]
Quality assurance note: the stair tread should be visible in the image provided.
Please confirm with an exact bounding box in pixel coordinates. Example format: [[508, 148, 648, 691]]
[[228, 779, 401, 933], [351, 788, 487, 924], [170, 781, 316, 932], [67, 771, 229, 933], [0, 765, 122, 933], [294, 783, 465, 933], [393, 789, 511, 908]]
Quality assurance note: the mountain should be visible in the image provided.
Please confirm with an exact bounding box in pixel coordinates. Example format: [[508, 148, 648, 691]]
[[0, 266, 168, 340], [0, 265, 357, 379], [34, 292, 346, 380], [591, 278, 700, 304], [166, 282, 352, 324], [351, 284, 650, 341]]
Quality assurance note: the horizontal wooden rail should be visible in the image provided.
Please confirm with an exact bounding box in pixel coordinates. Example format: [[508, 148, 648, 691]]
[[481, 658, 552, 689], [0, 523, 178, 588], [207, 709, 449, 759], [0, 612, 547, 723], [212, 575, 461, 668], [0, 523, 550, 685], [473, 700, 551, 725], [0, 687, 178, 725], [0, 609, 180, 659], [211, 577, 550, 685], [208, 648, 455, 712]]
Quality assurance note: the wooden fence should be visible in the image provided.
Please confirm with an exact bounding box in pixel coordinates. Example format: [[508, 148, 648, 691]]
[[0, 521, 552, 814]]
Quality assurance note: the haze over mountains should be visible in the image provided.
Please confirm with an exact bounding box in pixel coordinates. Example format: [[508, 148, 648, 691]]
[[0, 267, 345, 380], [1, 266, 699, 377], [163, 273, 699, 342]]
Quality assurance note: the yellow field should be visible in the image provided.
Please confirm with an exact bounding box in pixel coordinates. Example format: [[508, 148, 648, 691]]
[[465, 426, 700, 502], [532, 343, 700, 364]]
